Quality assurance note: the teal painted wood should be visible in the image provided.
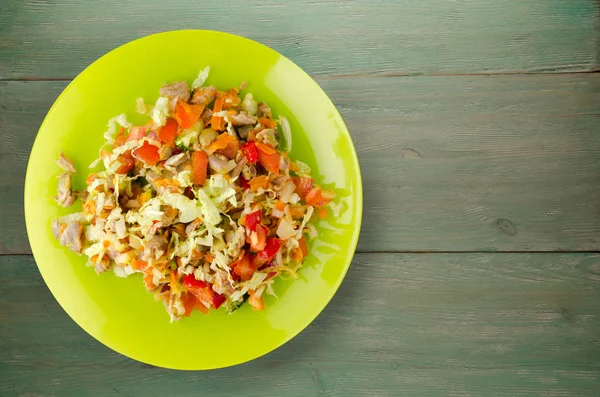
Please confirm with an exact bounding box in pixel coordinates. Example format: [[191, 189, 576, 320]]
[[2, 74, 600, 253], [0, 0, 598, 79], [2, 253, 600, 396]]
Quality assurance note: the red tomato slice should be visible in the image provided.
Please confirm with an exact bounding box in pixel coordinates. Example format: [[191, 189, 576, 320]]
[[132, 142, 160, 165], [292, 176, 314, 200], [158, 118, 178, 146], [181, 292, 196, 317], [305, 186, 335, 207], [115, 154, 134, 174], [233, 252, 254, 281]]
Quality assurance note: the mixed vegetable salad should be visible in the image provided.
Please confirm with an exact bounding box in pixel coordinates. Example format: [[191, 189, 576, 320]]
[[51, 67, 335, 321]]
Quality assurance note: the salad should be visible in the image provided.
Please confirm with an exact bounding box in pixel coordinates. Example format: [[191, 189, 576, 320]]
[[51, 67, 335, 321]]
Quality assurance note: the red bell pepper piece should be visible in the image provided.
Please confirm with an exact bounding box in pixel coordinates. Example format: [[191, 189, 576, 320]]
[[253, 238, 281, 268], [245, 210, 262, 232], [242, 140, 259, 163], [239, 177, 250, 190], [183, 274, 208, 290], [158, 118, 179, 146]]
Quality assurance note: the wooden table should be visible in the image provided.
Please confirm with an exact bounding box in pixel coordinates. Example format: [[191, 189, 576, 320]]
[[2, 1, 600, 395]]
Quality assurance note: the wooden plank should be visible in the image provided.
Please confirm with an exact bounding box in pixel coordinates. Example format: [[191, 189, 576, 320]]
[[2, 253, 600, 396], [0, 0, 598, 79], [3, 74, 600, 253]]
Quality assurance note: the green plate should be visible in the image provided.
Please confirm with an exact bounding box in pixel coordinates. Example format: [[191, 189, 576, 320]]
[[24, 30, 362, 370]]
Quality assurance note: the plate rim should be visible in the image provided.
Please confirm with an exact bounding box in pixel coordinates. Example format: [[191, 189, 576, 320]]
[[24, 29, 363, 370]]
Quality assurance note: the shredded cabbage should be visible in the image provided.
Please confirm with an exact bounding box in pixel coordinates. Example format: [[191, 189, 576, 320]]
[[151, 96, 170, 126], [50, 67, 336, 321], [191, 66, 210, 89]]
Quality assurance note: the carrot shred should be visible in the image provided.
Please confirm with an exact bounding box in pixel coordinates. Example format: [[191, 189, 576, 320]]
[[210, 97, 226, 130], [249, 175, 268, 191]]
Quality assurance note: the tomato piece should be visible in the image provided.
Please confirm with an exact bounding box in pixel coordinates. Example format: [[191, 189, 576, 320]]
[[192, 286, 214, 309], [253, 238, 281, 268], [250, 224, 268, 252], [175, 101, 204, 129], [195, 298, 209, 314], [245, 210, 262, 232], [305, 186, 335, 207], [158, 118, 179, 146], [256, 142, 280, 174], [115, 154, 134, 174], [181, 292, 196, 317], [191, 150, 208, 185], [183, 274, 208, 290], [132, 141, 160, 165], [242, 141, 259, 163], [292, 176, 314, 200], [232, 252, 254, 281]]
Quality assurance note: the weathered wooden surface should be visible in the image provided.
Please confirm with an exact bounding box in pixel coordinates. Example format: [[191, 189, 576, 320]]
[[2, 0, 600, 395], [2, 74, 600, 253], [2, 253, 600, 396], [0, 0, 598, 79]]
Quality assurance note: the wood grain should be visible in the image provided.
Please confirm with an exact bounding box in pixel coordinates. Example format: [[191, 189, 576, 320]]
[[0, 0, 598, 79], [2, 74, 600, 253], [2, 253, 600, 396]]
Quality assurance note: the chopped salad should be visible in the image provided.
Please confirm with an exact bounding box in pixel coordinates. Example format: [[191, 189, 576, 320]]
[[51, 67, 335, 321]]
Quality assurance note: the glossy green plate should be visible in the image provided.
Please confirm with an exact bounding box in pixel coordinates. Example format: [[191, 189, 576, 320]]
[[24, 30, 362, 370]]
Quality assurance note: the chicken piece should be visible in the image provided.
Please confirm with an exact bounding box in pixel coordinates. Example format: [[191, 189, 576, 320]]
[[200, 107, 213, 124], [208, 154, 236, 174], [51, 220, 63, 240], [93, 256, 110, 274], [257, 102, 272, 119], [256, 128, 278, 147], [159, 81, 190, 103], [230, 112, 257, 127], [190, 85, 217, 106], [185, 218, 203, 237], [165, 152, 189, 168], [57, 221, 84, 253], [56, 153, 76, 173], [237, 125, 253, 140], [53, 173, 76, 207], [142, 236, 166, 261]]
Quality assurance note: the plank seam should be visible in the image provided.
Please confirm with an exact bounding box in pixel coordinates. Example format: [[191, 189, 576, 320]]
[[2, 250, 600, 257], [1, 70, 599, 82]]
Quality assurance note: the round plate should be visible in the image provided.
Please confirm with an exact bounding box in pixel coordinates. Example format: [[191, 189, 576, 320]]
[[24, 30, 362, 370]]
